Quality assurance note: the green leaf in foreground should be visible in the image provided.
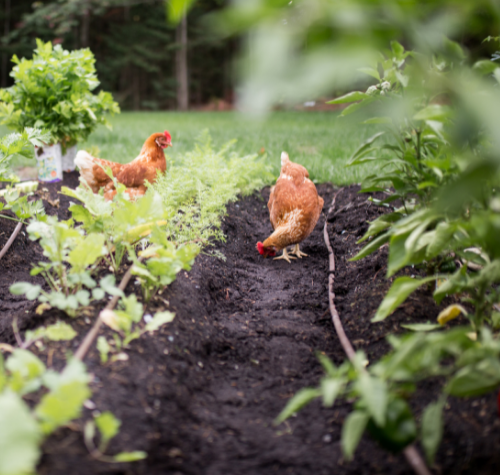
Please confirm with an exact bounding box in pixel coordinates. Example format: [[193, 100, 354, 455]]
[[35, 381, 91, 434], [351, 233, 390, 261], [342, 410, 369, 460], [327, 91, 370, 104], [274, 387, 321, 425], [366, 397, 416, 453], [96, 411, 121, 445], [357, 373, 387, 426], [100, 275, 124, 297], [44, 321, 77, 341], [113, 451, 147, 462], [97, 336, 110, 363], [372, 276, 436, 322], [400, 322, 442, 332], [145, 311, 176, 332], [421, 398, 445, 464], [445, 358, 500, 397], [9, 282, 42, 300], [6, 349, 46, 382], [320, 377, 343, 407], [0, 391, 42, 475], [67, 233, 106, 271]]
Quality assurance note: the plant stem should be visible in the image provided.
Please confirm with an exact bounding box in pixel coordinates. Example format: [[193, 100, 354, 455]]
[[0, 213, 23, 223]]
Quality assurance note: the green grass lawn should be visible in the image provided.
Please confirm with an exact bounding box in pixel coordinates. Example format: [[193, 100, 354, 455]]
[[2, 111, 383, 185]]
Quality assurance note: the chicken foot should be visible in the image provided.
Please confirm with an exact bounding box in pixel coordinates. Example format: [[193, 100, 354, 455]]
[[273, 247, 297, 264], [290, 244, 308, 258]]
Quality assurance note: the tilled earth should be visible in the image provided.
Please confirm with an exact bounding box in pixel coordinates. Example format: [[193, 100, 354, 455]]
[[1, 173, 499, 475]]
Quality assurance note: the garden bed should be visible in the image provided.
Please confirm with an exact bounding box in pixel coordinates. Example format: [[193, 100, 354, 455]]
[[1, 173, 499, 475]]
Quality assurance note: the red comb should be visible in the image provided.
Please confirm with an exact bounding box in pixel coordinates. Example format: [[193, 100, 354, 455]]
[[256, 242, 264, 255], [164, 131, 171, 142]]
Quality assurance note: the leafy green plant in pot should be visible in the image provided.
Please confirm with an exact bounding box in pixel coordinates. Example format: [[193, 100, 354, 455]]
[[0, 39, 120, 181]]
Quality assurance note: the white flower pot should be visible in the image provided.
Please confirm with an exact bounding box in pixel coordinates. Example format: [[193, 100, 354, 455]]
[[62, 145, 77, 172], [35, 143, 63, 182]]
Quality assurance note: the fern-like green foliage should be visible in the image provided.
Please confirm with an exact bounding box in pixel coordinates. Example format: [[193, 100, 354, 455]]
[[151, 131, 274, 250]]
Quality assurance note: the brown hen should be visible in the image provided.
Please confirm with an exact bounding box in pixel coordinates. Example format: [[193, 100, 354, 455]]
[[75, 131, 172, 200], [257, 152, 324, 263]]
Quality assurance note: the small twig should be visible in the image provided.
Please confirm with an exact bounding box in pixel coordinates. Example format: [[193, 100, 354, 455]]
[[0, 221, 23, 261], [74, 257, 144, 362], [323, 192, 432, 475], [0, 213, 24, 223], [12, 316, 24, 348]]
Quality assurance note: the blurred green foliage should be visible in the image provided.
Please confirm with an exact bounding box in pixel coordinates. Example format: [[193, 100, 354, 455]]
[[0, 39, 119, 147], [208, 0, 500, 113]]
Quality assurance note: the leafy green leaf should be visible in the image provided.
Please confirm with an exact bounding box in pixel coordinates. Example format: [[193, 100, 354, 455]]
[[320, 377, 343, 407], [113, 451, 147, 462], [0, 391, 42, 475], [348, 131, 385, 164], [341, 410, 369, 460], [472, 60, 500, 76], [358, 67, 380, 81], [327, 91, 370, 104], [35, 381, 91, 434], [145, 311, 176, 332], [119, 294, 144, 324], [400, 323, 441, 332], [274, 388, 321, 425], [9, 282, 42, 300], [372, 276, 436, 322], [44, 321, 77, 341], [95, 411, 121, 444], [67, 233, 106, 271], [351, 233, 390, 261], [414, 104, 451, 121], [99, 275, 124, 297], [421, 398, 444, 463], [97, 336, 110, 364], [317, 353, 337, 377], [92, 288, 105, 301], [6, 349, 46, 383], [357, 373, 387, 426], [445, 358, 500, 397], [366, 397, 416, 453]]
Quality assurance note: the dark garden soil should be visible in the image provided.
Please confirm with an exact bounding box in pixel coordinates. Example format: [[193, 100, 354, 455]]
[[1, 173, 500, 475]]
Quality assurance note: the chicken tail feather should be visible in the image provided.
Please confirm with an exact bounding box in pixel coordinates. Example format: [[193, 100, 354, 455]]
[[75, 150, 97, 188]]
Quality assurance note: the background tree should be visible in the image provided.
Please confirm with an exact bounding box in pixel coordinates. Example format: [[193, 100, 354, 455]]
[[1, 0, 233, 110]]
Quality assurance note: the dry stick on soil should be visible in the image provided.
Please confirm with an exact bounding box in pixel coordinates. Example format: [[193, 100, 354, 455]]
[[74, 256, 144, 361], [323, 192, 432, 475], [0, 221, 22, 261]]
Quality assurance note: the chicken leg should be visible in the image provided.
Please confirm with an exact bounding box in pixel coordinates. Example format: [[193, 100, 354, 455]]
[[290, 244, 308, 258], [273, 247, 297, 264]]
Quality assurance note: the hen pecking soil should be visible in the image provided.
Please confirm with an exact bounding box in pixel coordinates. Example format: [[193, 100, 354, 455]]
[[1, 173, 499, 475]]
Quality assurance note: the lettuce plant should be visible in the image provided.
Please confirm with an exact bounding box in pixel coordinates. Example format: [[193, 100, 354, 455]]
[[0, 39, 119, 150]]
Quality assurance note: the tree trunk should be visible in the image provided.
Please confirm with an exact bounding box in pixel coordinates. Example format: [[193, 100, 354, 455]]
[[80, 1, 90, 48], [1, 0, 11, 88], [175, 14, 189, 111]]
